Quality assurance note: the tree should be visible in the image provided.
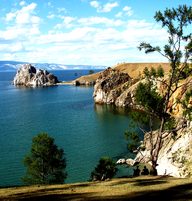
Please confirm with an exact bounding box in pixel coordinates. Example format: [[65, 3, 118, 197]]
[[136, 5, 192, 174], [91, 157, 118, 181], [182, 90, 192, 120], [23, 133, 67, 185]]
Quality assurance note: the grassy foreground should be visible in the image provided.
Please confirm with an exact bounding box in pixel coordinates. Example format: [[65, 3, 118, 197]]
[[0, 176, 192, 201]]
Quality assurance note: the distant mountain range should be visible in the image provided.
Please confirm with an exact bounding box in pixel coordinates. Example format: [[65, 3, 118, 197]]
[[0, 61, 107, 71]]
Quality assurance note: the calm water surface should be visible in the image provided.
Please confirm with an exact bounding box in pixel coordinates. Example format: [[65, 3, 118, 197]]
[[0, 70, 133, 187]]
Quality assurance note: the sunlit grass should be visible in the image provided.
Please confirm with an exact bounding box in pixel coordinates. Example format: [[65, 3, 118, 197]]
[[1, 176, 192, 200]]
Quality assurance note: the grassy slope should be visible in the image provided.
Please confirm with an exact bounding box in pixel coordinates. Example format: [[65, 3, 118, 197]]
[[114, 62, 171, 79], [1, 176, 192, 200], [74, 63, 171, 83]]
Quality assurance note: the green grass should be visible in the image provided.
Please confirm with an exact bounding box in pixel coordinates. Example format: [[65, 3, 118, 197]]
[[0, 176, 192, 200]]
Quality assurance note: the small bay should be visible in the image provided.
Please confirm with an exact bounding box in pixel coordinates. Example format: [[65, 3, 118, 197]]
[[0, 70, 132, 187]]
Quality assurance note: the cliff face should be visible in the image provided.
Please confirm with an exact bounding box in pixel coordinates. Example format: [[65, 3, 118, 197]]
[[93, 64, 192, 178], [135, 121, 192, 177], [13, 64, 59, 87], [93, 66, 192, 117], [93, 67, 132, 105]]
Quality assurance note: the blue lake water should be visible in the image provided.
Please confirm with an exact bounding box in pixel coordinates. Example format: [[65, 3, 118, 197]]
[[0, 70, 133, 187]]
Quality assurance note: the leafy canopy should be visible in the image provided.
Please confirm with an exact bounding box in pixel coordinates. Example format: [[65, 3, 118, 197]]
[[132, 5, 192, 173], [91, 157, 117, 181], [23, 133, 67, 185]]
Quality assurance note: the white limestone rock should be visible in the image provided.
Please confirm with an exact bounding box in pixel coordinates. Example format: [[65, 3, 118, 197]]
[[13, 64, 59, 87]]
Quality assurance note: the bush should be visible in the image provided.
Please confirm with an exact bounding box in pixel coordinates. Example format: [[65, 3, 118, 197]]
[[91, 157, 118, 181]]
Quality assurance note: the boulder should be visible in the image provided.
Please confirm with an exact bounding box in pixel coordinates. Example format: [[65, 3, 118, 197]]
[[126, 158, 136, 166], [13, 64, 59, 87], [116, 158, 126, 164]]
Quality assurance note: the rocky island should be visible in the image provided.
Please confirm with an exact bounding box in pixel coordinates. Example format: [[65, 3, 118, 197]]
[[13, 64, 59, 87]]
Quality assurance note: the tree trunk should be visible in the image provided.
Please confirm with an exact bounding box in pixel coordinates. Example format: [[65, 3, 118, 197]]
[[151, 117, 165, 175]]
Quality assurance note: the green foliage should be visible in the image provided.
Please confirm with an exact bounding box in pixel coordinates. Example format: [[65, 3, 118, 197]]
[[139, 5, 192, 63], [91, 157, 118, 181], [143, 67, 150, 78], [143, 66, 164, 79], [137, 4, 192, 174], [163, 116, 177, 131], [124, 111, 157, 154], [23, 133, 67, 185], [150, 67, 157, 77], [182, 90, 192, 120], [135, 82, 164, 116], [129, 110, 151, 126], [180, 64, 192, 79], [125, 130, 140, 153], [157, 66, 164, 77]]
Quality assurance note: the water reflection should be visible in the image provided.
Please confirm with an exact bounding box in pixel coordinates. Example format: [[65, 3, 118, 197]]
[[94, 104, 131, 116]]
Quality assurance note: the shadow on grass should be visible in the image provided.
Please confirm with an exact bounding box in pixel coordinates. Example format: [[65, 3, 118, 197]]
[[109, 176, 168, 187], [133, 176, 168, 186], [7, 192, 93, 201], [1, 179, 192, 201], [110, 182, 192, 201]]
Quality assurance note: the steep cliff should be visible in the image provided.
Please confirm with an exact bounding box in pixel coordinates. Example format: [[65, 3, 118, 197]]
[[93, 67, 132, 104], [135, 120, 192, 177], [93, 65, 192, 117], [13, 64, 59, 87]]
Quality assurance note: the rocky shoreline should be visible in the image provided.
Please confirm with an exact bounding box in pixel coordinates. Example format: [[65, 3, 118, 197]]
[[13, 62, 192, 178], [77, 62, 191, 178]]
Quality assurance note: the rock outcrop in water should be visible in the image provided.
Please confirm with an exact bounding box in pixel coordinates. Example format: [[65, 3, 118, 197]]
[[93, 67, 133, 105], [93, 66, 192, 117], [13, 64, 59, 87]]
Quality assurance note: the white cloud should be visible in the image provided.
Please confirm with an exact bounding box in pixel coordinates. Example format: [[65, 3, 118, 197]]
[[28, 19, 167, 65], [116, 6, 133, 18], [5, 3, 40, 25], [55, 16, 76, 29], [19, 1, 26, 6], [55, 16, 124, 30], [0, 1, 41, 58], [47, 14, 55, 19], [0, 42, 25, 53], [0, 2, 168, 66], [57, 7, 67, 13], [77, 17, 123, 27], [5, 12, 16, 22], [90, 1, 100, 9], [90, 1, 119, 13], [38, 27, 97, 44], [101, 2, 119, 13], [115, 12, 122, 18], [123, 6, 133, 16]]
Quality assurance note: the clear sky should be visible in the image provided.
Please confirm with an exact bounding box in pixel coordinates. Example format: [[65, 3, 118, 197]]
[[0, 0, 191, 65]]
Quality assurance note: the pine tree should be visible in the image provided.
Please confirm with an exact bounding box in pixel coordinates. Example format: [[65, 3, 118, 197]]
[[136, 5, 192, 174], [91, 157, 117, 181], [23, 133, 67, 185]]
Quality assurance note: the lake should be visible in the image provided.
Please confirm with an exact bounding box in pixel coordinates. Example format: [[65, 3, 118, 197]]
[[0, 70, 133, 187]]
